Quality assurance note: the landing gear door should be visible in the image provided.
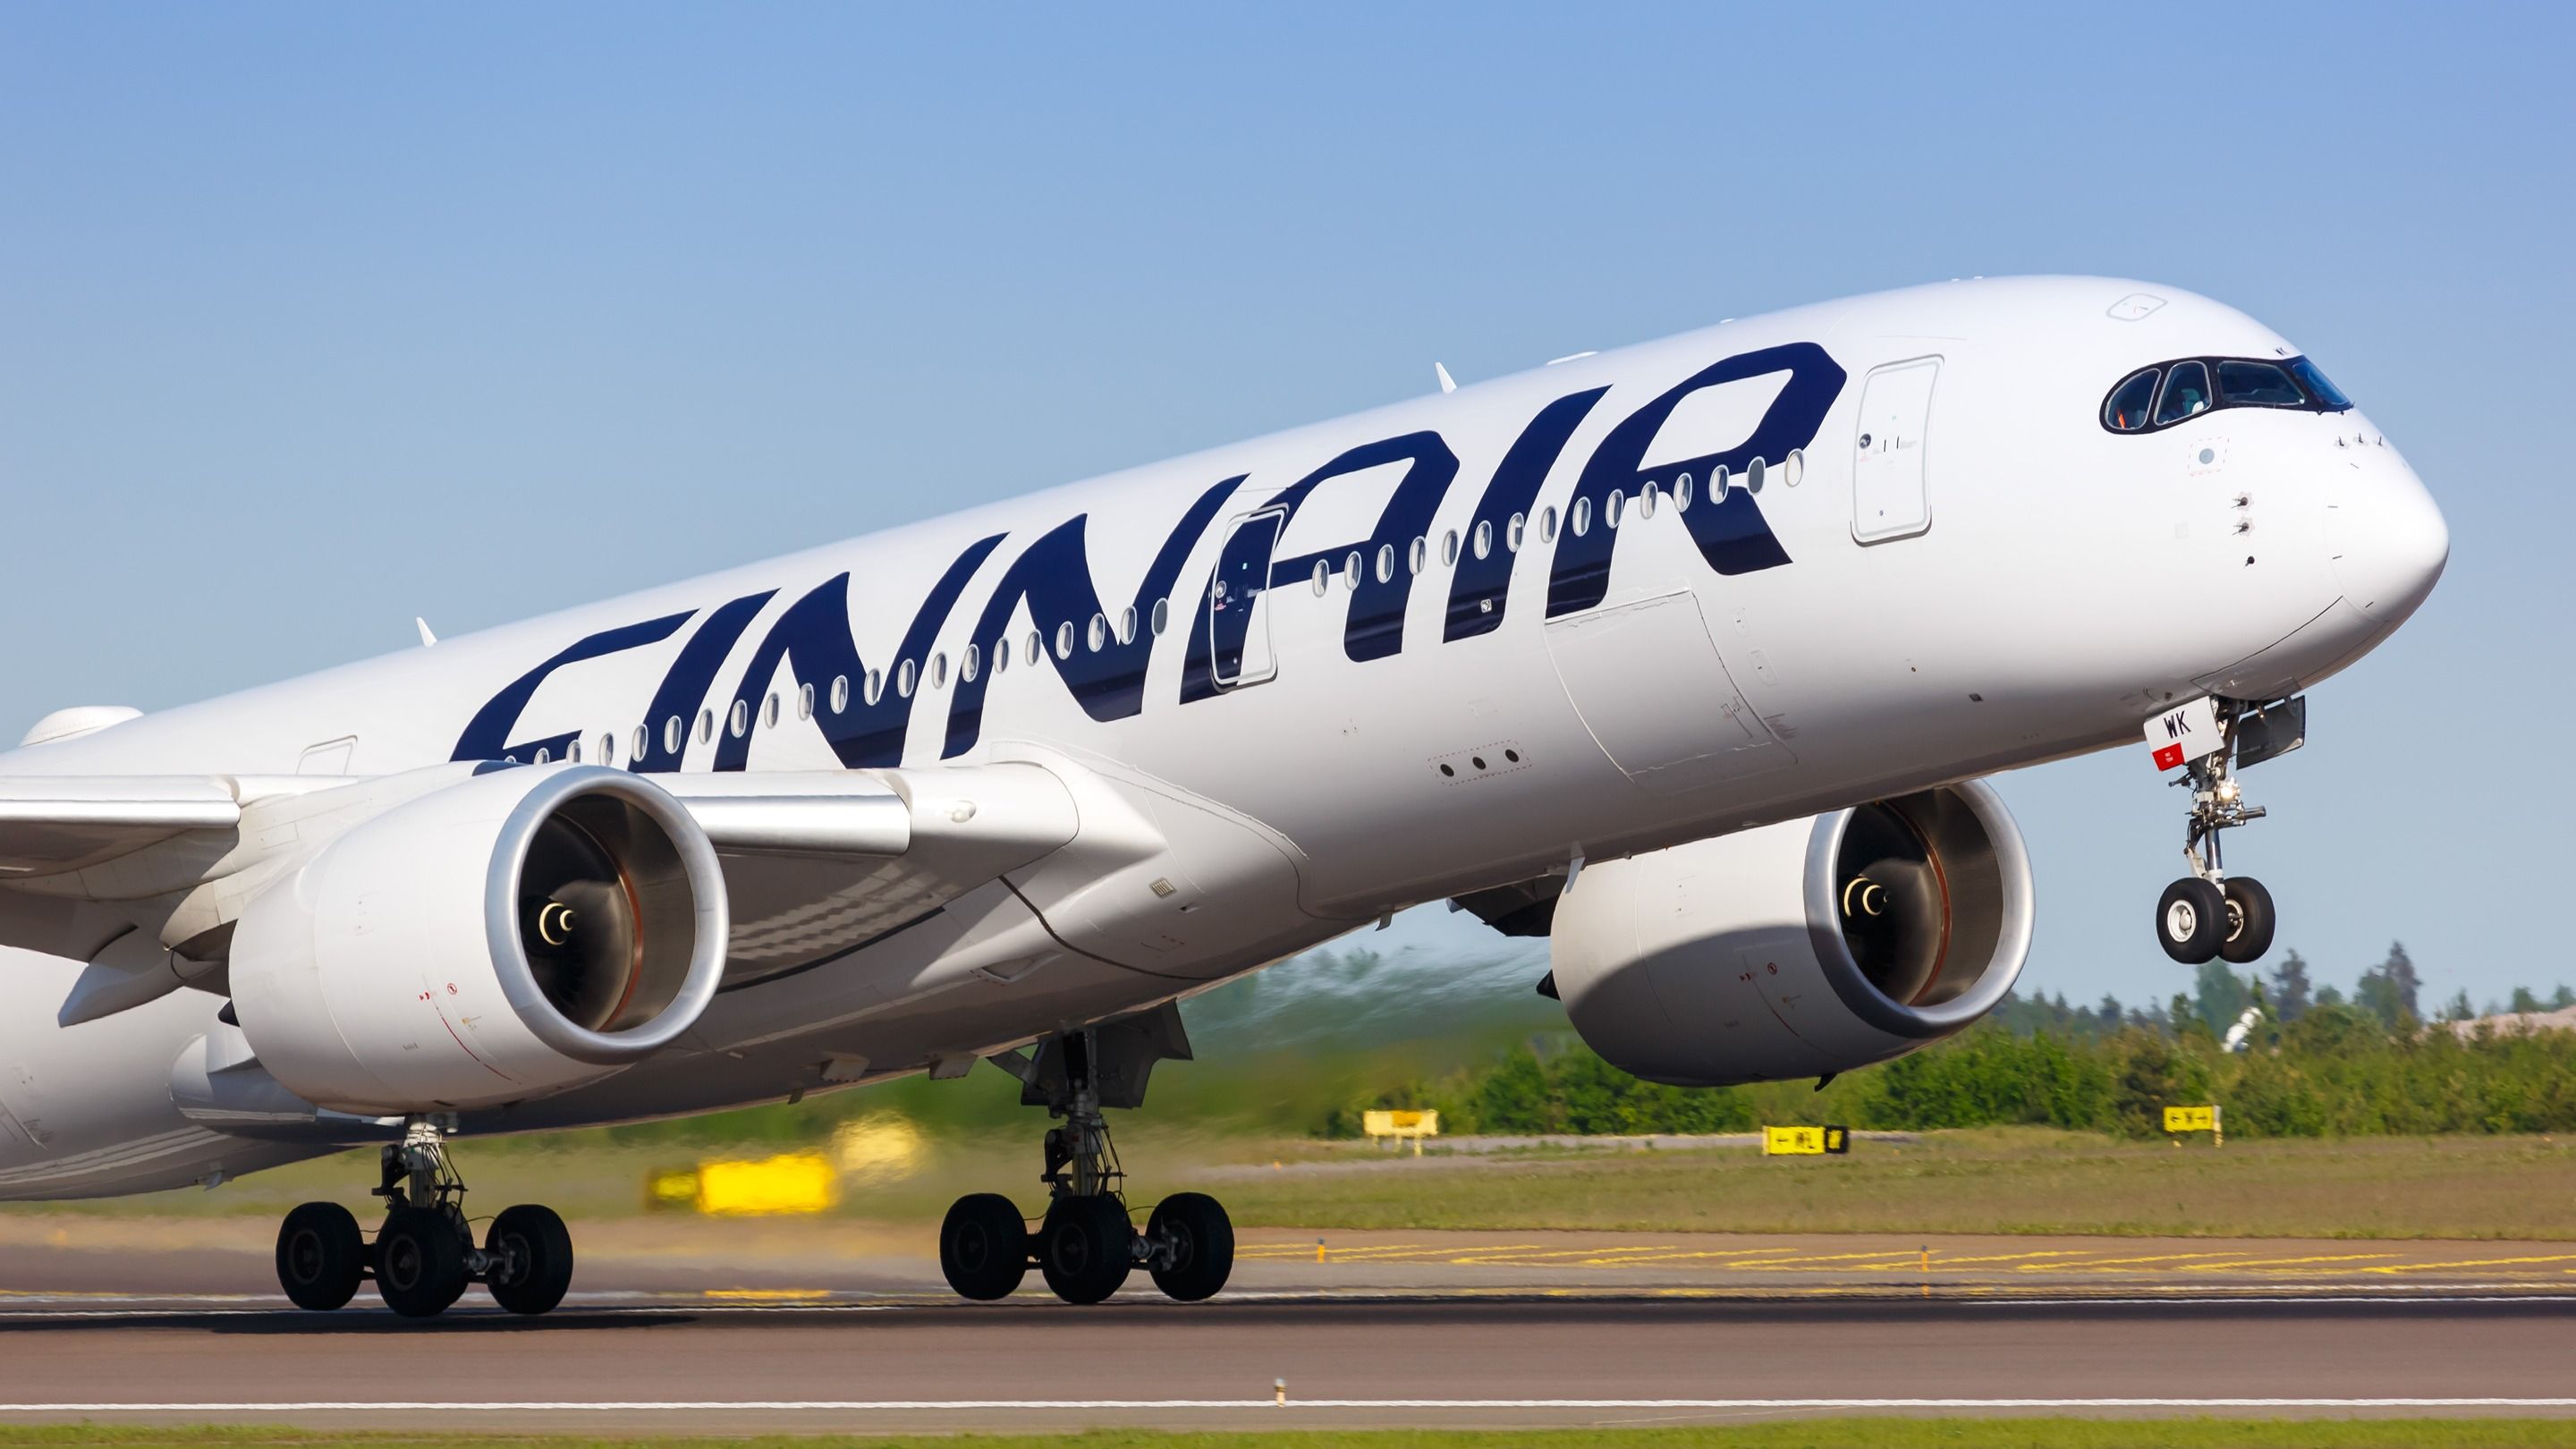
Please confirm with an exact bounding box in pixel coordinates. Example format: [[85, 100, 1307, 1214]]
[[1852, 356, 1939, 544], [1208, 508, 1284, 690]]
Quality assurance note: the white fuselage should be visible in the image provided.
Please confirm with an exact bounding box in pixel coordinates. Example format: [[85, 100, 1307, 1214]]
[[0, 276, 2446, 1197]]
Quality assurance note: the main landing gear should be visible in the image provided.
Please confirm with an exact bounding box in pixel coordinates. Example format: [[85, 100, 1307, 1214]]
[[274, 1114, 575, 1318], [937, 1010, 1234, 1306], [2153, 698, 2300, 967]]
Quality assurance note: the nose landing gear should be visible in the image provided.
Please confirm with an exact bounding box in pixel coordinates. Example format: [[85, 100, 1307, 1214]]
[[936, 1007, 1235, 1306], [272, 1114, 574, 1318], [2153, 698, 2295, 967]]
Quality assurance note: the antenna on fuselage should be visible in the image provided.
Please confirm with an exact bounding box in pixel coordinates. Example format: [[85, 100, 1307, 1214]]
[[1433, 362, 1457, 394]]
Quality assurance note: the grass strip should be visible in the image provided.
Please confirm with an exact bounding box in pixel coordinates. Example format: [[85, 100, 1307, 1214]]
[[2, 1422, 2573, 1449]]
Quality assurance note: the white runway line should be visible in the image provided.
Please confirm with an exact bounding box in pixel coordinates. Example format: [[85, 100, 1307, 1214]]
[[4, 1398, 2576, 1413]]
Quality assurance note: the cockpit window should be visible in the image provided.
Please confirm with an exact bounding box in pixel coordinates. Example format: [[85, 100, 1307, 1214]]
[[2216, 360, 2305, 408], [2155, 360, 2212, 426], [2287, 356, 2351, 411], [2099, 353, 2355, 433], [2104, 368, 2159, 432]]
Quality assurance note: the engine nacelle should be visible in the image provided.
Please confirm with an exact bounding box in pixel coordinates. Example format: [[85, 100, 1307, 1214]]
[[230, 765, 728, 1114], [1551, 780, 2033, 1087]]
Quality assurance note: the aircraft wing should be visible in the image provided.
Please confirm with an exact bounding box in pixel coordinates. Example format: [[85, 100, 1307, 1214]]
[[0, 764, 1080, 1006]]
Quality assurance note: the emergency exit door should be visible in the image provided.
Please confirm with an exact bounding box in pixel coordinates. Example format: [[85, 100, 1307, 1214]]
[[1852, 356, 1939, 544], [1208, 508, 1284, 690]]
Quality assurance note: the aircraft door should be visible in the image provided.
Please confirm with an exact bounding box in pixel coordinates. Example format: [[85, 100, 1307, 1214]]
[[1852, 357, 1939, 544], [1208, 508, 1285, 690]]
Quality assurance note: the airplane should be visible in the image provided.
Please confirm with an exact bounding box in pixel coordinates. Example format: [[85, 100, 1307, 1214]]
[[0, 276, 2446, 1317]]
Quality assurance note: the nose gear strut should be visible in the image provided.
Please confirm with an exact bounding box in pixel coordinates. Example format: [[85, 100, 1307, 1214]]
[[2154, 697, 2291, 967]]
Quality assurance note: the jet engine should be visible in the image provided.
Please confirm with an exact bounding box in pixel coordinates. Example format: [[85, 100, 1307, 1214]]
[[229, 765, 728, 1114], [1550, 780, 2033, 1087]]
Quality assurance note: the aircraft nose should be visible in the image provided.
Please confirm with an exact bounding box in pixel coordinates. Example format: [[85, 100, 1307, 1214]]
[[2329, 450, 2449, 626]]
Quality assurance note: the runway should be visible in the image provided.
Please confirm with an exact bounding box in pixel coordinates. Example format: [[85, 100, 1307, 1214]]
[[4, 1221, 2574, 1430]]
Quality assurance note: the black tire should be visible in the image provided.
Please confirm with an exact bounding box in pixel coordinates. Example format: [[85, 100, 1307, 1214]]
[[940, 1193, 1030, 1301], [2156, 877, 2227, 965], [2219, 877, 2277, 965], [1146, 1191, 1234, 1303], [275, 1201, 365, 1312], [374, 1206, 468, 1318], [485, 1204, 575, 1316], [1037, 1195, 1133, 1306]]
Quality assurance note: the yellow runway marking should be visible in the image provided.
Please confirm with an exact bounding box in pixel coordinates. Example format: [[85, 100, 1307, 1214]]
[[2019, 1251, 2240, 1271], [701, 1289, 832, 1301], [1347, 1244, 1548, 1261], [1901, 1250, 2095, 1268], [2174, 1254, 2404, 1273], [2364, 1254, 2576, 1274]]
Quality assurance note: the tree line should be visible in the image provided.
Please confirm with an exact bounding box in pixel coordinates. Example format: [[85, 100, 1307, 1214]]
[[1339, 945, 2576, 1140]]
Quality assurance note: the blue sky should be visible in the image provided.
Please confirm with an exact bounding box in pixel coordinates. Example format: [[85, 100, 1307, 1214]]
[[1, 4, 2565, 1010]]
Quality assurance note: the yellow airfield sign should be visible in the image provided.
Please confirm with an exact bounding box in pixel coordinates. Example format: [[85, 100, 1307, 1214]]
[[1362, 1109, 1439, 1139], [2163, 1105, 2220, 1132], [1363, 1109, 1440, 1155], [1763, 1125, 1851, 1156]]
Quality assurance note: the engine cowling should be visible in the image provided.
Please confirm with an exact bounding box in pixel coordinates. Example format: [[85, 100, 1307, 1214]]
[[1551, 779, 2033, 1087], [230, 765, 728, 1114]]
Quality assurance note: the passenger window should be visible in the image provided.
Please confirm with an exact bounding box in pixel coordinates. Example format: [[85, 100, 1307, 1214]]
[[2155, 361, 2212, 426], [729, 700, 748, 738], [1118, 606, 1137, 645], [764, 692, 780, 729], [896, 660, 916, 698], [1472, 521, 1492, 559], [1442, 530, 1460, 566], [1674, 474, 1692, 513], [2104, 368, 2160, 431], [1087, 614, 1106, 651], [1540, 505, 1558, 540], [664, 716, 682, 753], [1409, 537, 1428, 574], [1375, 544, 1394, 582], [865, 666, 884, 705], [798, 682, 814, 720], [2287, 357, 2351, 411], [1152, 597, 1170, 635], [631, 724, 648, 762], [1571, 497, 1591, 537], [831, 674, 851, 713], [1055, 622, 1074, 658], [2217, 360, 2305, 408]]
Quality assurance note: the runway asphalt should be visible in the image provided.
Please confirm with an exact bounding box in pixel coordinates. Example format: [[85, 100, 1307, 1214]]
[[4, 1220, 2573, 1430]]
